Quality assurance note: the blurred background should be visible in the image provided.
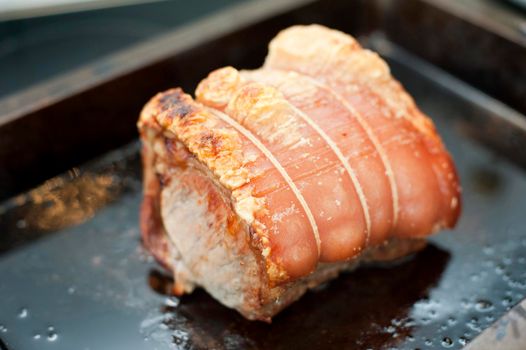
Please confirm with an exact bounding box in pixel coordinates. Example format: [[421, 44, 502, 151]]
[[0, 0, 525, 109], [0, 0, 248, 98]]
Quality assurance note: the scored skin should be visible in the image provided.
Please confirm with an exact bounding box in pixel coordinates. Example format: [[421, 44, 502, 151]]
[[197, 67, 370, 263], [208, 107, 322, 279], [139, 88, 320, 284], [241, 68, 394, 246], [196, 65, 458, 261], [138, 87, 432, 321], [264, 24, 461, 236]]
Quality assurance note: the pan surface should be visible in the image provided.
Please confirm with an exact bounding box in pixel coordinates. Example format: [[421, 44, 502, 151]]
[[0, 40, 525, 350]]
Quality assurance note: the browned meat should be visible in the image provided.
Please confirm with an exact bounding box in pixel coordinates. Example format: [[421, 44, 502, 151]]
[[137, 25, 461, 321]]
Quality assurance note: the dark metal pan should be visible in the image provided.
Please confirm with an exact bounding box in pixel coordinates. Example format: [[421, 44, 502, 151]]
[[0, 0, 525, 349]]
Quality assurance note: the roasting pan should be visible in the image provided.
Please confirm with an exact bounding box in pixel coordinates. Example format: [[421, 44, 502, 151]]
[[1, 0, 526, 349]]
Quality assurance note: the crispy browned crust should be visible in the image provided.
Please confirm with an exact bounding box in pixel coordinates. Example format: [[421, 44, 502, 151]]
[[138, 89, 429, 321], [265, 24, 461, 229], [138, 89, 290, 285], [137, 25, 461, 321], [140, 89, 246, 186]]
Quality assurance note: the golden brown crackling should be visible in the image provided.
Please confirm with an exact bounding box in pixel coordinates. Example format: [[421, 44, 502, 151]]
[[139, 88, 290, 284], [266, 24, 437, 138], [198, 69, 328, 268], [266, 24, 461, 232], [140, 88, 249, 190], [200, 67, 379, 260], [198, 67, 309, 149]]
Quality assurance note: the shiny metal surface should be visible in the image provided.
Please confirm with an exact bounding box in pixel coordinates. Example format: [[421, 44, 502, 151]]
[[0, 42, 525, 349], [465, 299, 526, 350]]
